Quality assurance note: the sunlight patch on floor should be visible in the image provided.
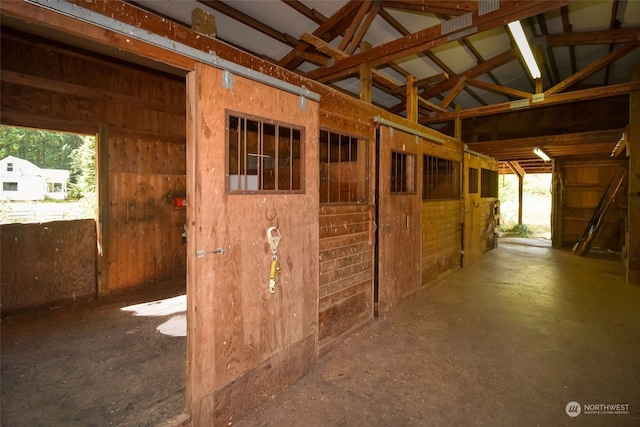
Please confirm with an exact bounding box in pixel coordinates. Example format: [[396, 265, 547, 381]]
[[121, 294, 187, 337]]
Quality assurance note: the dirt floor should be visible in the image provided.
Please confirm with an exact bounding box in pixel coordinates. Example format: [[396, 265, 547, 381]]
[[1, 280, 186, 426], [2, 241, 639, 426]]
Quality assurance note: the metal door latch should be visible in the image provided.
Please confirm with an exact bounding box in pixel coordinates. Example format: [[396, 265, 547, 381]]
[[196, 246, 231, 257]]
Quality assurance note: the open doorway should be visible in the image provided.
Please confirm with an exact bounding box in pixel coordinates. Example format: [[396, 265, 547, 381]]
[[498, 173, 552, 240], [0, 125, 96, 224]]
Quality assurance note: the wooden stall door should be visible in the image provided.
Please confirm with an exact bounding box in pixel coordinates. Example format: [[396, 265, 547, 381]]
[[186, 63, 319, 425], [376, 126, 421, 318]]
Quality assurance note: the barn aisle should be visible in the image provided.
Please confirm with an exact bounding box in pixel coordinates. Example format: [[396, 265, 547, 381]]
[[2, 242, 639, 426], [236, 241, 640, 426]]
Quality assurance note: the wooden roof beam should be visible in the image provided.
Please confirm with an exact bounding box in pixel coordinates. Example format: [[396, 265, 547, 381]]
[[541, 28, 640, 46], [378, 8, 486, 106], [466, 129, 625, 152], [560, 6, 577, 75], [344, 4, 381, 56], [545, 41, 639, 95], [278, 0, 361, 69], [505, 161, 526, 178], [466, 78, 533, 100], [440, 77, 466, 109], [380, 1, 477, 16], [280, 0, 327, 26], [535, 14, 560, 85], [392, 73, 449, 95], [300, 33, 348, 60], [421, 81, 640, 123], [337, 1, 373, 53], [197, 0, 298, 47], [305, 1, 572, 83], [421, 49, 518, 100]]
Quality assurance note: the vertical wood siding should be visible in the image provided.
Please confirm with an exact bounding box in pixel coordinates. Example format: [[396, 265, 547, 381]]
[[0, 31, 186, 295]]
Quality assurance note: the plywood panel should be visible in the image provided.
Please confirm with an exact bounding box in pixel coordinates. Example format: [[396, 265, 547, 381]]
[[187, 64, 319, 425], [1, 220, 96, 312], [561, 160, 627, 249]]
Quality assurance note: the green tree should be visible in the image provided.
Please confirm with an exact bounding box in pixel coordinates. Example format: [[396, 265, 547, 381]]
[[68, 136, 96, 199], [0, 125, 83, 170]]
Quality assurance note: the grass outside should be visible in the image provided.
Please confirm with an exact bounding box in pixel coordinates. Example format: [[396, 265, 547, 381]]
[[498, 173, 551, 239]]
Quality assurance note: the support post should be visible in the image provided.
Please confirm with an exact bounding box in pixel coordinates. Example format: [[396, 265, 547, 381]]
[[454, 104, 462, 140], [359, 62, 372, 103], [406, 74, 418, 122], [627, 66, 640, 285], [551, 158, 564, 248], [96, 124, 110, 297], [518, 174, 524, 225]]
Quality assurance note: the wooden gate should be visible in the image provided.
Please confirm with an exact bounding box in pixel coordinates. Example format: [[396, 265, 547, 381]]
[[186, 63, 319, 425], [376, 126, 422, 318]]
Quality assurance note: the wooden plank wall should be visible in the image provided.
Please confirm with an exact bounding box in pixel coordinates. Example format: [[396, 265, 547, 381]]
[[422, 200, 462, 284], [422, 144, 464, 284], [319, 204, 374, 350], [0, 30, 187, 295], [317, 113, 375, 353], [561, 159, 628, 249], [1, 220, 96, 312]]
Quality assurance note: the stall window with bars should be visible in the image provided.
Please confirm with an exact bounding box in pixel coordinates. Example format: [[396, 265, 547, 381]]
[[227, 113, 303, 193], [468, 167, 479, 194], [481, 168, 498, 198], [422, 155, 460, 200], [319, 130, 368, 204], [391, 151, 416, 194]]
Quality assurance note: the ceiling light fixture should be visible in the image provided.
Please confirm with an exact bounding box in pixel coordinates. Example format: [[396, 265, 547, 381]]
[[508, 21, 542, 79], [533, 147, 551, 162]]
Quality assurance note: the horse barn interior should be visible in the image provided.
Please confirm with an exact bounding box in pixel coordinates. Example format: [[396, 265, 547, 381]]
[[0, 0, 639, 425]]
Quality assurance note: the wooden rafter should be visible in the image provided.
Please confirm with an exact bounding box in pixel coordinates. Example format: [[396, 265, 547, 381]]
[[300, 33, 348, 60], [345, 4, 381, 55], [421, 49, 518, 101], [197, 0, 298, 47], [467, 129, 625, 162], [466, 78, 533, 100], [561, 6, 577, 75], [422, 82, 640, 124], [535, 14, 560, 85], [304, 0, 572, 82], [505, 161, 526, 178], [440, 78, 467, 109], [337, 1, 372, 52], [377, 7, 486, 107], [280, 0, 327, 26], [542, 28, 640, 46], [278, 1, 361, 69], [380, 1, 477, 16], [545, 41, 639, 95]]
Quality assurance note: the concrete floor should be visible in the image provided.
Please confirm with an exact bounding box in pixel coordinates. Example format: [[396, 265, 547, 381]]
[[2, 241, 639, 426], [236, 240, 640, 426]]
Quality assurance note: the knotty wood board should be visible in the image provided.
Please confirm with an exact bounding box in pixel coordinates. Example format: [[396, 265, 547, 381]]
[[186, 63, 319, 424], [1, 220, 96, 312]]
